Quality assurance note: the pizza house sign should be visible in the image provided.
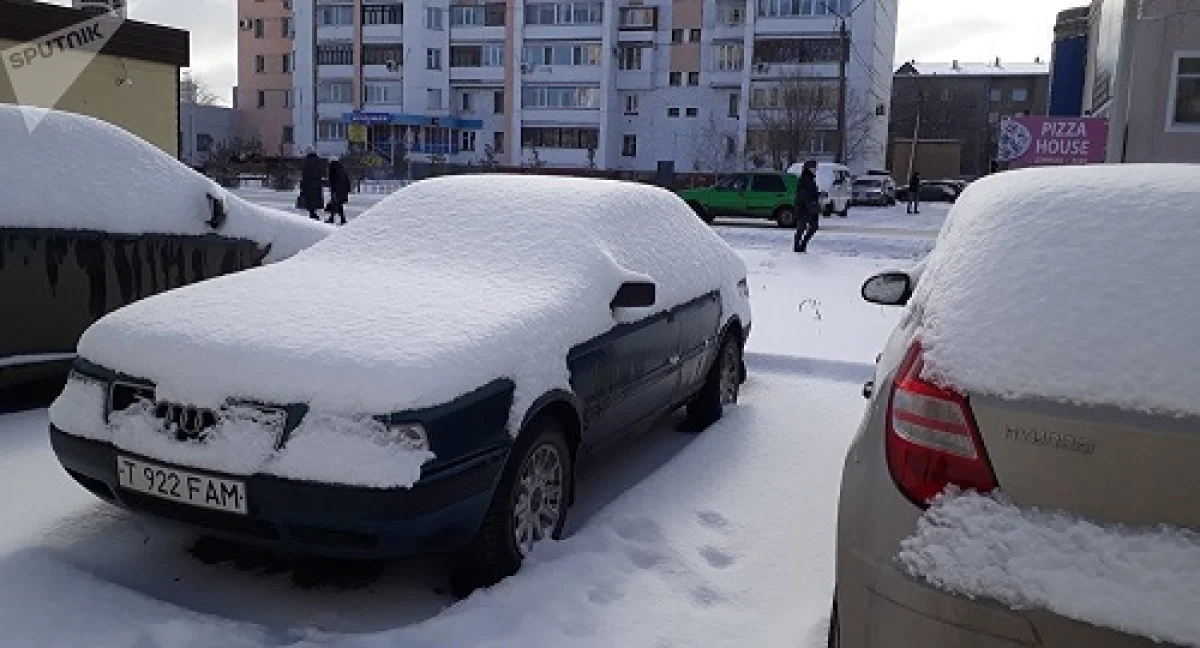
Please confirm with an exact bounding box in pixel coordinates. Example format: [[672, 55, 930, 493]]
[[997, 116, 1109, 168]]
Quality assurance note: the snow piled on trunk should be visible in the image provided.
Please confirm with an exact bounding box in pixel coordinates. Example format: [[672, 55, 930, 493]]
[[914, 164, 1200, 417], [0, 104, 330, 261], [897, 491, 1200, 646]]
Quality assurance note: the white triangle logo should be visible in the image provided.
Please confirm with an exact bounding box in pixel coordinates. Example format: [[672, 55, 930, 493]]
[[1, 9, 128, 132]]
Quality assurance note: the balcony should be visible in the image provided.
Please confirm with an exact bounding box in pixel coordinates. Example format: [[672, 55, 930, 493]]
[[450, 65, 505, 84], [521, 64, 604, 84], [317, 64, 354, 80]]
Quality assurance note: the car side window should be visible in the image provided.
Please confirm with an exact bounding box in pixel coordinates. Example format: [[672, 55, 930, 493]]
[[751, 174, 786, 193], [730, 175, 748, 192]]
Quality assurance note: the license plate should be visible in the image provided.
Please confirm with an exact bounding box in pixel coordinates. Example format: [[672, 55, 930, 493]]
[[116, 456, 247, 515]]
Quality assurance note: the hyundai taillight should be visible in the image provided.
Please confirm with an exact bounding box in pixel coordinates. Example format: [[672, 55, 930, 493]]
[[885, 341, 998, 507]]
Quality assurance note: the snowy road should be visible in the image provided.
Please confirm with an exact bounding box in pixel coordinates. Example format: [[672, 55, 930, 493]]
[[0, 201, 941, 647]]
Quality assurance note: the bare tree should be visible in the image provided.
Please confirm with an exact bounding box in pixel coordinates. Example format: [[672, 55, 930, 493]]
[[180, 70, 223, 106], [748, 70, 839, 170], [690, 115, 740, 184], [842, 89, 884, 169]]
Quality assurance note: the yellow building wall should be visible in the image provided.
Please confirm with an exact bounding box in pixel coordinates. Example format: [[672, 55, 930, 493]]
[[0, 38, 179, 156]]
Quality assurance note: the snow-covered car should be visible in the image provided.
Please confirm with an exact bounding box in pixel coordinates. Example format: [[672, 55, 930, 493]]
[[48, 174, 751, 592], [832, 165, 1200, 647], [0, 105, 331, 390]]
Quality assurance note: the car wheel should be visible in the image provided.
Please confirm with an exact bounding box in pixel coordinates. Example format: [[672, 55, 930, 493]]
[[686, 333, 743, 430], [827, 599, 840, 648], [452, 416, 572, 596], [688, 201, 713, 224], [774, 206, 797, 228], [838, 203, 850, 218]]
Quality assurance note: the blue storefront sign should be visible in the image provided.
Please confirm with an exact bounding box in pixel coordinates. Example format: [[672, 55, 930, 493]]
[[341, 111, 484, 130], [344, 111, 392, 125]]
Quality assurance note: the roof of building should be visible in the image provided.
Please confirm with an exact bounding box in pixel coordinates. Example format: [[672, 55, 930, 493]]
[[896, 60, 1050, 78], [0, 0, 188, 67]]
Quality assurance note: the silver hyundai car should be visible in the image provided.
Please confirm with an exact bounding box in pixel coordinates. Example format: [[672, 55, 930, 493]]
[[830, 164, 1200, 647]]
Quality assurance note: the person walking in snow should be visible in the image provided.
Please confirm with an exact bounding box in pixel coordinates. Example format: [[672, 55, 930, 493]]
[[325, 158, 351, 225], [906, 171, 921, 214], [299, 149, 325, 221], [794, 160, 821, 254]]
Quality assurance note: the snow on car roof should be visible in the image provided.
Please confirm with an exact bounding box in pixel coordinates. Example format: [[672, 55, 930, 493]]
[[914, 164, 1200, 417], [77, 174, 749, 426], [0, 105, 330, 261]]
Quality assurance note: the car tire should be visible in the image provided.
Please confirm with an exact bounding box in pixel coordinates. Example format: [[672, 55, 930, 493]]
[[688, 201, 713, 224], [827, 599, 840, 648], [822, 202, 834, 218], [686, 333, 743, 430], [838, 203, 850, 218], [774, 206, 797, 228], [451, 416, 573, 597]]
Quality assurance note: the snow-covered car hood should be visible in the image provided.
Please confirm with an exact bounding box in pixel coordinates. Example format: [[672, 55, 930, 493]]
[[76, 175, 750, 423], [0, 105, 331, 262]]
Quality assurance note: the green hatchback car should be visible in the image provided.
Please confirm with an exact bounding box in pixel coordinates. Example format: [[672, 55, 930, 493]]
[[678, 172, 799, 228]]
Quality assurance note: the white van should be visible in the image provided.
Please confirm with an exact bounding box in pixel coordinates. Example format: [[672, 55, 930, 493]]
[[787, 162, 853, 217]]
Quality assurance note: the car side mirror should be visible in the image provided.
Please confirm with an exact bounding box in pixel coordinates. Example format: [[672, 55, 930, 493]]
[[205, 192, 228, 230], [862, 272, 912, 306], [611, 281, 656, 310]]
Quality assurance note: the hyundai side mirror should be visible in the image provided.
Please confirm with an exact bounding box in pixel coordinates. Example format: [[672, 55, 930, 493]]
[[862, 272, 912, 306], [611, 281, 656, 310]]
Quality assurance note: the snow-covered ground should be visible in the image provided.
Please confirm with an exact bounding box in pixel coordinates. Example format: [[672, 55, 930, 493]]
[[0, 199, 939, 647]]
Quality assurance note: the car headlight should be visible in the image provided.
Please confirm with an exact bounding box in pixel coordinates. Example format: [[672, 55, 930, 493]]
[[386, 422, 429, 451]]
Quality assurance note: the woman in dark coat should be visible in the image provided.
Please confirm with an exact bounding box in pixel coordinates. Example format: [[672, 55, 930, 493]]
[[299, 150, 325, 220], [326, 158, 352, 225]]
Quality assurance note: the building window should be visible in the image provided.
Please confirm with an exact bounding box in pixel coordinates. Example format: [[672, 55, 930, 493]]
[[1170, 55, 1200, 127], [725, 135, 736, 157], [461, 130, 476, 151], [427, 88, 444, 110], [426, 7, 445, 29], [671, 29, 684, 44], [689, 28, 701, 42], [363, 43, 404, 66], [717, 2, 745, 25], [750, 81, 837, 109], [623, 93, 639, 115], [621, 134, 637, 157], [686, 107, 699, 117], [363, 4, 403, 25], [522, 43, 603, 67], [618, 7, 657, 29], [283, 89, 293, 107], [688, 71, 700, 86], [494, 130, 504, 153], [256, 90, 266, 108], [480, 43, 504, 66], [451, 45, 483, 67], [255, 55, 265, 73], [988, 111, 999, 124], [618, 46, 644, 71], [281, 53, 294, 73], [317, 5, 354, 26], [364, 81, 402, 104], [525, 2, 603, 25], [753, 38, 843, 64], [461, 91, 473, 112], [521, 126, 600, 149], [281, 17, 294, 38], [669, 71, 682, 86], [318, 119, 347, 141], [484, 3, 506, 26], [494, 90, 505, 114], [521, 86, 601, 109], [317, 80, 353, 103], [757, 0, 849, 18], [283, 126, 294, 144], [317, 42, 354, 65], [729, 92, 740, 118], [668, 107, 680, 117], [451, 5, 482, 25], [990, 88, 1001, 102], [1012, 88, 1029, 102], [714, 43, 744, 71], [427, 48, 443, 70], [254, 18, 264, 38], [196, 133, 213, 154]]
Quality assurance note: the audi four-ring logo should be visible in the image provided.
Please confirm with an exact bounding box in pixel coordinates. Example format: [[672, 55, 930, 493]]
[[154, 402, 218, 441]]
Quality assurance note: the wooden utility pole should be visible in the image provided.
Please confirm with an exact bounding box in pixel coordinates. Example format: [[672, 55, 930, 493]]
[[835, 15, 849, 163]]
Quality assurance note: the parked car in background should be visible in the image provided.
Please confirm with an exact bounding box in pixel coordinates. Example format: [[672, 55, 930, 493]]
[[49, 175, 752, 595], [851, 177, 897, 206], [831, 165, 1200, 647], [788, 162, 853, 217], [895, 182, 959, 204], [678, 172, 800, 227], [0, 105, 331, 391]]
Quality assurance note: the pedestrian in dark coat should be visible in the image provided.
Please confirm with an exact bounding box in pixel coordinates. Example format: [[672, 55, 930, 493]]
[[326, 159, 351, 225], [907, 171, 921, 214], [794, 160, 821, 253], [299, 150, 325, 220]]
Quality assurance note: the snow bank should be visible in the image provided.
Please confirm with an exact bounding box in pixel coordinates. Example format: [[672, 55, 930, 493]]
[[0, 104, 330, 262], [897, 491, 1200, 646], [77, 175, 749, 434], [914, 164, 1200, 417]]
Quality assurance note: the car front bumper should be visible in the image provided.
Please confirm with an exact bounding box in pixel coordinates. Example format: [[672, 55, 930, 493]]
[[50, 425, 508, 559]]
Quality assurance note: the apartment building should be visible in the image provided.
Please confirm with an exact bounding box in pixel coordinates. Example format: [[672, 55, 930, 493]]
[[236, 0, 296, 155], [292, 0, 897, 174]]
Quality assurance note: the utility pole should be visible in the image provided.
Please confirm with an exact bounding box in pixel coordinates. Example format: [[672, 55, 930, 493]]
[[906, 88, 922, 181], [836, 15, 849, 164]]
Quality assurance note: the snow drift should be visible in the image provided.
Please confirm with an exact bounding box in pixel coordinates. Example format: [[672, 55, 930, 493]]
[[0, 104, 330, 261], [898, 491, 1200, 646], [914, 164, 1200, 417]]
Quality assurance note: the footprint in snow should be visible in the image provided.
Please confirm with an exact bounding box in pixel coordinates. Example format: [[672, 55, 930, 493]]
[[698, 546, 735, 570], [696, 510, 731, 532], [690, 584, 726, 608], [613, 516, 664, 545]]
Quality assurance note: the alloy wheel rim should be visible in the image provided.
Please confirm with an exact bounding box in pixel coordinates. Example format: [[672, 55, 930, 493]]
[[513, 443, 565, 556]]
